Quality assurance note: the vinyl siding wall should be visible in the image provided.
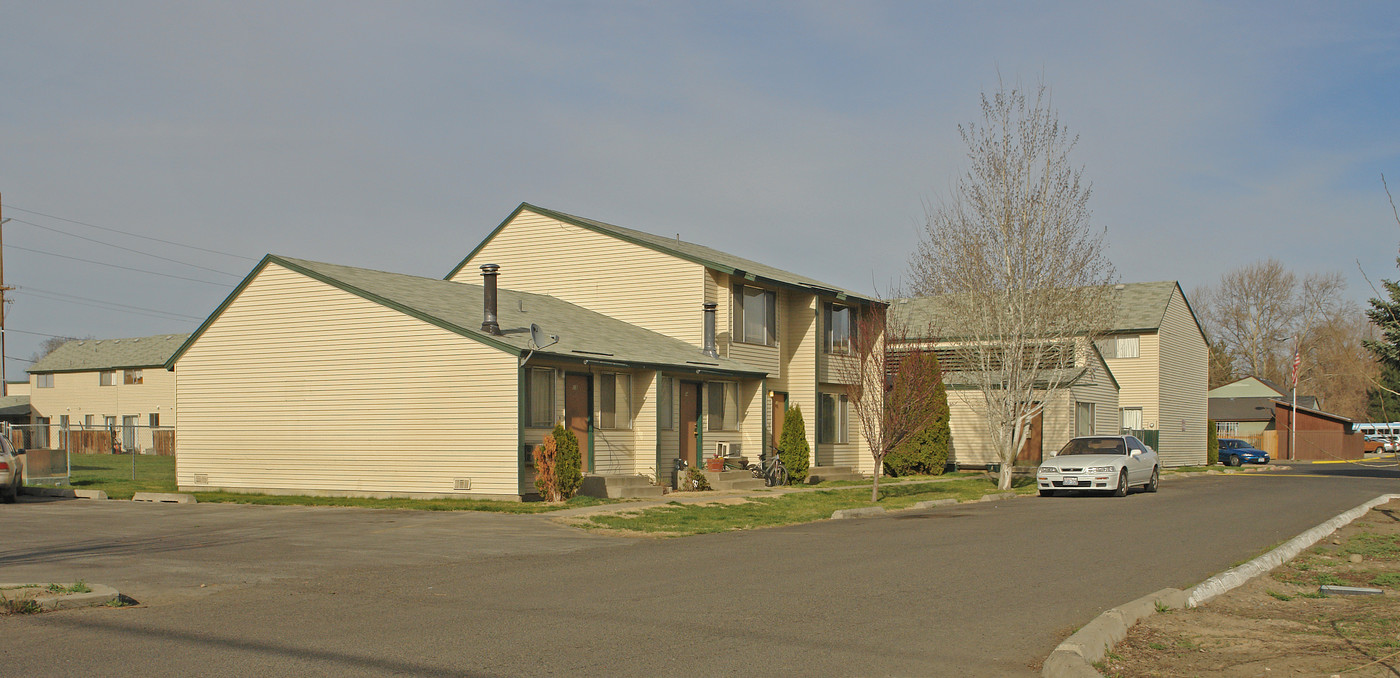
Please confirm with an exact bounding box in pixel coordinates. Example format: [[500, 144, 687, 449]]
[[1154, 288, 1209, 466], [29, 367, 177, 451], [779, 291, 819, 467], [454, 210, 707, 345], [176, 263, 521, 499], [1104, 332, 1161, 433]]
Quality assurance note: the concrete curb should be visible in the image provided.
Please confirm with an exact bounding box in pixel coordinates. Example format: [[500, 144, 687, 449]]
[[1041, 493, 1400, 677], [1042, 588, 1188, 677], [978, 492, 1017, 502], [911, 498, 959, 510], [0, 583, 125, 611], [19, 486, 108, 500], [831, 506, 885, 520], [1187, 492, 1400, 607], [131, 492, 197, 504]]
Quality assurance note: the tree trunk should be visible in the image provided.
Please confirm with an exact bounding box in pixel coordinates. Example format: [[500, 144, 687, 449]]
[[998, 462, 1013, 491], [871, 455, 882, 502]]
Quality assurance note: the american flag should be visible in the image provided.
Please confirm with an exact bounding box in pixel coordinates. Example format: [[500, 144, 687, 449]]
[[1290, 350, 1301, 386]]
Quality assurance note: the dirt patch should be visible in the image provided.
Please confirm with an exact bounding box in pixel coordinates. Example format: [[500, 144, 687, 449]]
[[1103, 499, 1400, 677]]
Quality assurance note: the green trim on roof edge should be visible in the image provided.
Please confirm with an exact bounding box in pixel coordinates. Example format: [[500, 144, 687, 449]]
[[165, 255, 274, 370], [445, 203, 878, 305]]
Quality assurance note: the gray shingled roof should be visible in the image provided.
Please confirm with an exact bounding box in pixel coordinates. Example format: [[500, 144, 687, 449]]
[[889, 281, 1189, 339], [29, 334, 190, 374], [449, 203, 874, 303], [0, 395, 29, 418], [172, 255, 765, 377]]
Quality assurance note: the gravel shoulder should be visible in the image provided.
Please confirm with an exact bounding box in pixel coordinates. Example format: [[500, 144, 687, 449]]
[[1102, 498, 1400, 677]]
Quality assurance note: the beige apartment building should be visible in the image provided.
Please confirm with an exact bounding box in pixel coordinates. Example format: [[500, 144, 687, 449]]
[[27, 334, 186, 453], [169, 204, 881, 500]]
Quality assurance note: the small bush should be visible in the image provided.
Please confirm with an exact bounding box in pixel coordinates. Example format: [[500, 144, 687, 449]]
[[778, 406, 810, 484], [532, 436, 561, 502], [1206, 419, 1219, 466], [683, 467, 711, 491], [552, 425, 583, 500]]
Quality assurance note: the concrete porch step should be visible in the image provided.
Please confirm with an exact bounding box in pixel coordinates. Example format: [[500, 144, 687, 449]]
[[807, 466, 863, 484], [700, 470, 766, 491], [579, 475, 666, 499]]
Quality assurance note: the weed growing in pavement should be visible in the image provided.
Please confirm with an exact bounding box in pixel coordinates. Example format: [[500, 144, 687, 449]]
[[45, 581, 91, 594], [1267, 590, 1294, 601], [1154, 601, 1173, 613], [2, 598, 42, 615]]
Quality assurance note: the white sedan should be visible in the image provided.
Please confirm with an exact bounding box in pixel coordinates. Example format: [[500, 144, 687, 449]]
[[1036, 435, 1160, 497]]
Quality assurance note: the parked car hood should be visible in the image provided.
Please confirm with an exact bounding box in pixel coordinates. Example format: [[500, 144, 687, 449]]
[[1040, 454, 1127, 469]]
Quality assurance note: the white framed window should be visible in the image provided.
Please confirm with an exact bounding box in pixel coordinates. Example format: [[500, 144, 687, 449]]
[[524, 368, 555, 428], [1099, 335, 1140, 359], [124, 369, 143, 385], [1216, 421, 1238, 435], [149, 413, 160, 428], [99, 371, 115, 386], [658, 376, 675, 431], [104, 416, 116, 430], [599, 373, 632, 430], [707, 382, 739, 431], [1076, 402, 1095, 437], [84, 414, 94, 428], [819, 392, 849, 444], [823, 303, 854, 354], [36, 374, 53, 388], [732, 285, 777, 346], [1120, 407, 1144, 431]]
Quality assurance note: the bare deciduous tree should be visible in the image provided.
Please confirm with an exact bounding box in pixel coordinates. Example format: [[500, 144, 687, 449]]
[[908, 81, 1117, 491], [831, 306, 941, 502], [1198, 260, 1348, 386], [1297, 307, 1377, 420]]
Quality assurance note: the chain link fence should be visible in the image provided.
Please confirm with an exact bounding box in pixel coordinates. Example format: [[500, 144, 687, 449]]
[[7, 422, 176, 485]]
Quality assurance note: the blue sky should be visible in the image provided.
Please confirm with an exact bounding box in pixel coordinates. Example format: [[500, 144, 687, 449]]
[[1, 2, 1397, 375]]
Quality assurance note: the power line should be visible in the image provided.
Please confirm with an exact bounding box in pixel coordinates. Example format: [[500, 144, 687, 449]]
[[17, 285, 206, 320], [0, 204, 256, 261], [7, 245, 236, 287], [9, 217, 243, 278], [13, 288, 205, 322], [3, 328, 85, 340]]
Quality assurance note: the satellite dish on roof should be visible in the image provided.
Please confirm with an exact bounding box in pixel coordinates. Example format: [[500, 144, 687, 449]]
[[529, 323, 559, 351]]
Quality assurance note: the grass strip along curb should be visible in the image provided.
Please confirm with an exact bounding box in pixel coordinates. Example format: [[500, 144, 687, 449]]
[[1040, 492, 1400, 678]]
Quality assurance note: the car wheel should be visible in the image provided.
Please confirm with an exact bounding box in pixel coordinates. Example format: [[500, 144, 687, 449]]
[[1227, 455, 1242, 467], [1146, 466, 1159, 493], [2, 482, 15, 504], [1113, 469, 1129, 497], [1039, 489, 1055, 497]]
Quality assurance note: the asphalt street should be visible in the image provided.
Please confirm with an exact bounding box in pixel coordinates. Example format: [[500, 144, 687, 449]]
[[2, 461, 1396, 677]]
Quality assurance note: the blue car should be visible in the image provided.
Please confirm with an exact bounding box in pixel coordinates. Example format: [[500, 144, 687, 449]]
[[1218, 438, 1269, 466]]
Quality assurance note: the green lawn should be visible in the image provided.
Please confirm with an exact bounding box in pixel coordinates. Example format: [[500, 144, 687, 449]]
[[64, 453, 177, 499], [581, 475, 1036, 535], [56, 453, 615, 513]]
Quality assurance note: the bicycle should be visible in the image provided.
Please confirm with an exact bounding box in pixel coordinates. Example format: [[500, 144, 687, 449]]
[[748, 449, 788, 487]]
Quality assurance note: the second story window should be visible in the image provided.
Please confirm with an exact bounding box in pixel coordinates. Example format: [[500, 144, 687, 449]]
[[1097, 335, 1139, 359], [732, 285, 776, 346], [36, 374, 54, 388], [124, 369, 144, 385], [100, 371, 115, 386], [823, 303, 854, 354]]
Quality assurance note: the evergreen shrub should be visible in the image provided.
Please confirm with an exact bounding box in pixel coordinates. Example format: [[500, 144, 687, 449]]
[[553, 424, 584, 500], [778, 406, 811, 484]]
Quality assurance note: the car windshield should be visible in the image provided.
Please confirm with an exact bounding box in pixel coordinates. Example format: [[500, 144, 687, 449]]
[[1058, 438, 1126, 456], [1221, 440, 1240, 448]]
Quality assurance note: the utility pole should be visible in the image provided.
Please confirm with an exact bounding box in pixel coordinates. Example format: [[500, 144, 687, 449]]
[[0, 192, 9, 399]]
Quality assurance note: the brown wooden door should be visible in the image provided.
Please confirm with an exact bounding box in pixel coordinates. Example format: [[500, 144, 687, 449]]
[[1017, 407, 1044, 464], [565, 373, 591, 472], [771, 392, 786, 453], [679, 381, 701, 467]]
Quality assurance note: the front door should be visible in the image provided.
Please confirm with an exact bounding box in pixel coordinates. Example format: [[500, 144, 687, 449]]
[[565, 373, 592, 472], [1016, 406, 1044, 464], [771, 392, 787, 454], [679, 381, 702, 467]]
